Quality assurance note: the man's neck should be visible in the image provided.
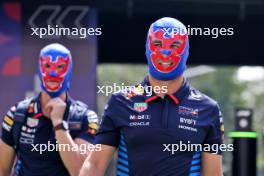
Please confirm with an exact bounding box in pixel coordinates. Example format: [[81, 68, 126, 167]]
[[40, 91, 67, 116], [148, 74, 184, 98]]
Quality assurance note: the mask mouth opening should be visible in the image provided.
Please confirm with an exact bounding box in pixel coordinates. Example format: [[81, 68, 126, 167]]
[[157, 59, 174, 69], [44, 79, 62, 92], [151, 55, 180, 73]]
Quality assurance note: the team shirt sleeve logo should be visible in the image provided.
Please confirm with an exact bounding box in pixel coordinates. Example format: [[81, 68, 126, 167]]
[[87, 110, 99, 135]]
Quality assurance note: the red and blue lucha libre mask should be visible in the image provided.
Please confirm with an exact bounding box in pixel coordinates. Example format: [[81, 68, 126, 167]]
[[38, 43, 72, 97], [146, 17, 189, 80]]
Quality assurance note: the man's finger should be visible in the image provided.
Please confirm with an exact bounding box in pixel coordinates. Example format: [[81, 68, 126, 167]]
[[45, 101, 53, 108], [45, 103, 53, 113]]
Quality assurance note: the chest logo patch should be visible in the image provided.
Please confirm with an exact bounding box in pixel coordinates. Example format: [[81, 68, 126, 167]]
[[133, 102, 148, 112], [179, 106, 199, 118], [27, 117, 39, 127]]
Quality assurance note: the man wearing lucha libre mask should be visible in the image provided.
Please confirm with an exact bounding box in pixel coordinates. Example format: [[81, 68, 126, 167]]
[[0, 43, 99, 176], [80, 17, 224, 176]]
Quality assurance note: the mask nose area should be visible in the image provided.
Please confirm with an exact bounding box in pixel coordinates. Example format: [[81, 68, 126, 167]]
[[49, 71, 57, 77], [160, 50, 172, 57]]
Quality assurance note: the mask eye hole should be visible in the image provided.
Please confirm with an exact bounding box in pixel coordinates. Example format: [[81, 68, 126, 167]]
[[57, 63, 66, 71], [43, 63, 50, 69], [152, 39, 162, 47], [170, 40, 183, 49]]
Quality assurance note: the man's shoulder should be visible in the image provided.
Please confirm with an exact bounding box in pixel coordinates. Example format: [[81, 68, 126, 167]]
[[5, 105, 17, 119], [70, 99, 88, 111], [181, 87, 222, 122], [186, 87, 219, 108], [68, 99, 99, 124], [1, 97, 35, 134], [101, 86, 145, 120], [6, 96, 36, 119], [111, 85, 145, 103]]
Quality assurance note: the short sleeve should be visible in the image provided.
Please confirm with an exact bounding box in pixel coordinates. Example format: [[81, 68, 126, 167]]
[[203, 104, 224, 155], [1, 106, 16, 147], [94, 95, 120, 148], [75, 110, 100, 144]]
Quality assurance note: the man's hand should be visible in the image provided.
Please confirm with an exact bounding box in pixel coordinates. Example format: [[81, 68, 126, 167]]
[[0, 140, 15, 176], [45, 97, 66, 126], [79, 145, 116, 176]]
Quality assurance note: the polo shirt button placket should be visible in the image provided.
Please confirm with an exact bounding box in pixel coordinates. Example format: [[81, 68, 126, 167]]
[[161, 96, 170, 129]]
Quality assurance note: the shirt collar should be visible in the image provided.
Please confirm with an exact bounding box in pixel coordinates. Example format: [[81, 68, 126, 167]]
[[141, 76, 190, 105], [171, 79, 190, 104]]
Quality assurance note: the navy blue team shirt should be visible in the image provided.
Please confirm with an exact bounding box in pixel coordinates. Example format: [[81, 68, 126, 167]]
[[1, 93, 99, 176], [95, 77, 224, 176]]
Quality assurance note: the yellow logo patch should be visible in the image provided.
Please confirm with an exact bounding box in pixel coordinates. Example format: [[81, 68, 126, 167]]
[[220, 124, 224, 132], [4, 115, 14, 126], [89, 122, 98, 130]]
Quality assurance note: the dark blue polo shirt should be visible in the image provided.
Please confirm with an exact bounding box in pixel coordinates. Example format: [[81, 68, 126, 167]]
[[95, 77, 224, 176], [1, 93, 99, 176]]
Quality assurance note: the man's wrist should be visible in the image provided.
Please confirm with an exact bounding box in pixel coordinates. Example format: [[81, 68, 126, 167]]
[[52, 119, 63, 127], [53, 120, 69, 132]]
